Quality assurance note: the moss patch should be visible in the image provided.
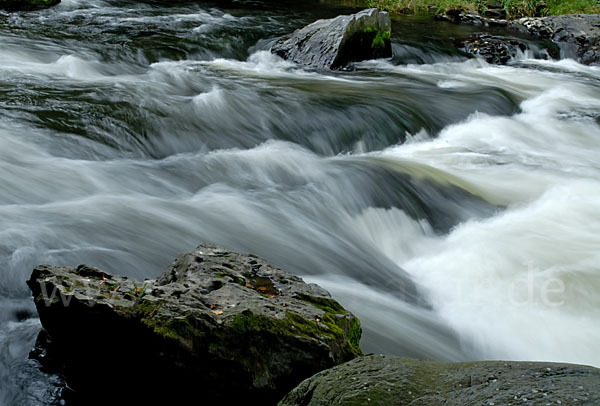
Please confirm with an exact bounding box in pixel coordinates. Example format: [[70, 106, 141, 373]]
[[360, 27, 391, 51], [347, 318, 362, 354], [149, 317, 200, 340], [230, 310, 351, 349], [294, 293, 363, 355], [372, 30, 391, 49], [295, 293, 345, 314]]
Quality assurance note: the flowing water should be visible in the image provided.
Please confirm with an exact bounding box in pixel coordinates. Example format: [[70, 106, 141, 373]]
[[1, 0, 600, 403]]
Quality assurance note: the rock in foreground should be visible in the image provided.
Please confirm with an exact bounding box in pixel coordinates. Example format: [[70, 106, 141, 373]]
[[272, 8, 392, 70], [27, 244, 362, 404], [280, 355, 600, 405]]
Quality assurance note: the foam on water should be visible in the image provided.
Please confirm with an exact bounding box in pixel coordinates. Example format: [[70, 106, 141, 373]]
[[402, 182, 600, 365], [366, 57, 600, 366]]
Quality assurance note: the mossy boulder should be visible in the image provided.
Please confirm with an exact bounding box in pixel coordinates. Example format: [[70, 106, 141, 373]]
[[27, 244, 362, 404], [280, 355, 600, 405], [271, 8, 392, 70], [0, 0, 59, 11]]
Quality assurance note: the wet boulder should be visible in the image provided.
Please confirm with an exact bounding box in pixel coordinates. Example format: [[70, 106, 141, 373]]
[[27, 244, 362, 404], [271, 8, 392, 70], [456, 34, 528, 64], [0, 0, 59, 11], [280, 355, 600, 405], [510, 14, 600, 65]]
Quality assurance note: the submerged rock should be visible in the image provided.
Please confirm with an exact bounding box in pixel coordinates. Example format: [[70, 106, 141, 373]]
[[27, 244, 362, 404], [0, 0, 59, 11], [280, 355, 600, 405], [271, 8, 392, 70]]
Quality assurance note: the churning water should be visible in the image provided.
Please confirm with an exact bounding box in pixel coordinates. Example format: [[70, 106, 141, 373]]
[[1, 0, 600, 403]]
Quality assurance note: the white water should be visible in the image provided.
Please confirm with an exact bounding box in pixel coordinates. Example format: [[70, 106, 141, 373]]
[[1, 2, 600, 403], [360, 60, 600, 366]]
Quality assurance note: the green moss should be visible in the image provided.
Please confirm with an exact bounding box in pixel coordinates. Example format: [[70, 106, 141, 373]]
[[231, 311, 280, 334], [372, 30, 390, 49], [295, 293, 345, 314], [294, 294, 362, 356], [144, 314, 200, 341], [134, 295, 361, 357], [133, 300, 163, 318], [359, 27, 391, 50], [288, 311, 343, 340], [347, 318, 362, 354], [230, 309, 362, 356], [153, 318, 199, 339], [230, 310, 348, 346]]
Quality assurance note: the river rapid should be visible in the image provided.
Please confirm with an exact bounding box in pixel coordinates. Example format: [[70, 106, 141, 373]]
[[1, 0, 600, 403]]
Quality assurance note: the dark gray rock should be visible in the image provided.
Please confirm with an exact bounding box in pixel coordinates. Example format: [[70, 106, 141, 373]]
[[0, 0, 59, 11], [437, 10, 600, 65], [27, 244, 362, 404], [279, 355, 600, 406], [510, 14, 600, 65], [271, 8, 392, 70], [435, 9, 508, 27], [456, 34, 528, 64]]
